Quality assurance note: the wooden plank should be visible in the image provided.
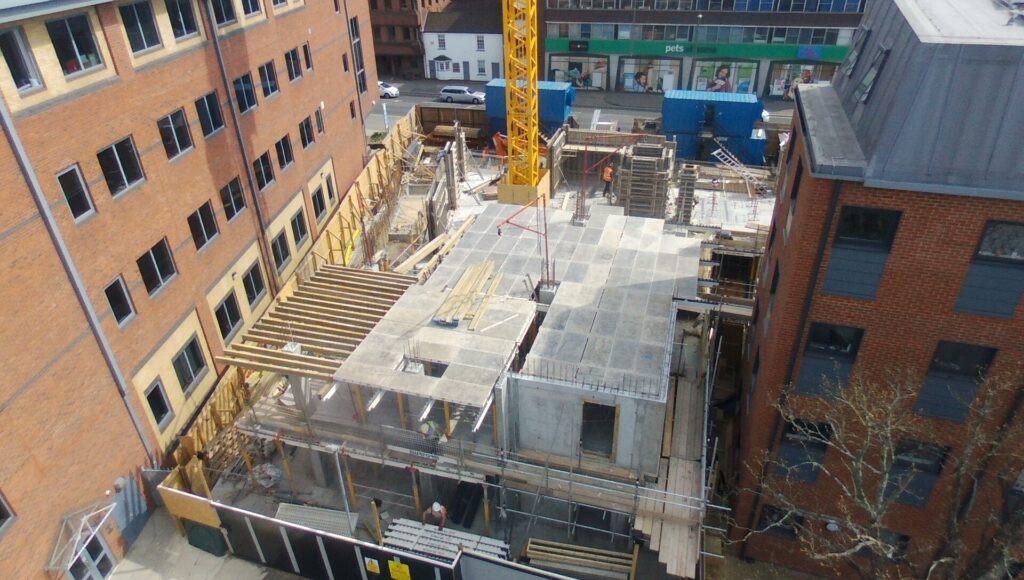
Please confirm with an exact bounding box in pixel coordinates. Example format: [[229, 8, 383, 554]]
[[393, 233, 449, 274], [292, 288, 396, 309], [315, 270, 416, 292], [320, 264, 418, 285], [527, 539, 633, 561], [255, 320, 364, 343], [276, 303, 384, 325], [247, 326, 362, 348], [286, 293, 391, 315], [265, 312, 374, 336], [301, 279, 407, 302], [224, 344, 339, 373], [662, 378, 677, 459], [216, 356, 334, 381], [242, 333, 351, 358]]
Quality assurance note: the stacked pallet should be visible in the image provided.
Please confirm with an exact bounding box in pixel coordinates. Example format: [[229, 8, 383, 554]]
[[675, 164, 699, 225], [432, 261, 499, 327], [383, 518, 509, 563], [620, 139, 675, 219]]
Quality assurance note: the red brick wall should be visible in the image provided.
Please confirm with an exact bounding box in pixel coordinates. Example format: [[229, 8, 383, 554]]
[[733, 112, 1024, 574]]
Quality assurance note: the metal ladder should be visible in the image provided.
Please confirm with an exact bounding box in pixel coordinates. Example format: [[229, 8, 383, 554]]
[[710, 139, 772, 197]]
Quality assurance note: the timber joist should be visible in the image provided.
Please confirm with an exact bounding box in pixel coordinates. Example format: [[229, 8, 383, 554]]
[[218, 266, 413, 381]]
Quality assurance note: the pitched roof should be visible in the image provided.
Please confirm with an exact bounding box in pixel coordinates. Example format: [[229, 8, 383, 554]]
[[423, 0, 503, 34]]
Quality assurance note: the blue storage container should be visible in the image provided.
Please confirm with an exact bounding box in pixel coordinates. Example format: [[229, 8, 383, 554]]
[[667, 133, 700, 160], [485, 79, 576, 128], [662, 90, 763, 138], [740, 129, 767, 166]]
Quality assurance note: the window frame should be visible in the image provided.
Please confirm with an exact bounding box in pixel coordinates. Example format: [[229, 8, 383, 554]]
[[119, 0, 163, 54], [242, 261, 266, 308], [57, 164, 95, 221], [314, 109, 325, 134], [271, 231, 291, 273], [145, 379, 174, 430], [210, 0, 237, 26], [97, 136, 145, 197], [241, 0, 263, 17], [171, 335, 207, 395], [253, 151, 275, 190], [157, 108, 194, 160], [165, 0, 199, 40], [137, 238, 177, 296], [103, 275, 136, 326], [219, 177, 246, 221], [195, 91, 225, 138], [214, 290, 243, 342], [476, 34, 485, 51], [299, 116, 315, 148], [46, 13, 104, 77], [886, 440, 948, 507], [233, 72, 258, 114], [758, 505, 804, 540], [0, 27, 44, 93], [275, 134, 294, 170], [290, 208, 308, 247], [257, 60, 279, 98], [285, 47, 302, 81], [302, 42, 313, 70], [187, 200, 219, 250], [974, 221, 1024, 265], [834, 205, 902, 250], [311, 186, 327, 222], [773, 419, 832, 483], [854, 45, 889, 104], [0, 489, 15, 535]]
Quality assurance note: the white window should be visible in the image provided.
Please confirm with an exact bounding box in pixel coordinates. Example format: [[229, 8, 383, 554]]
[[241, 0, 262, 16], [157, 109, 193, 159], [476, 35, 485, 51], [437, 33, 446, 50], [97, 137, 144, 196], [452, 61, 460, 74], [57, 165, 94, 220], [68, 533, 115, 578], [165, 0, 198, 39], [119, 1, 162, 53], [0, 29, 42, 91], [477, 59, 486, 75]]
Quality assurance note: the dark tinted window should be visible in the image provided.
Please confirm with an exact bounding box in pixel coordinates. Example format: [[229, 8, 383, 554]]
[[835, 206, 901, 248], [57, 166, 94, 219]]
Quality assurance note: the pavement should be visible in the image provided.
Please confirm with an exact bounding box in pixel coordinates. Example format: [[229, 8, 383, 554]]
[[377, 78, 797, 114]]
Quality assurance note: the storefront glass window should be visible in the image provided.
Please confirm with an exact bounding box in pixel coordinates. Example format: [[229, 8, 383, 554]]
[[618, 58, 681, 92], [692, 60, 758, 93], [549, 55, 609, 90], [765, 62, 838, 98]]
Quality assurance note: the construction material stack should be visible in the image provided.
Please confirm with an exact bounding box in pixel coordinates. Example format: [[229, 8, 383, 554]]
[[662, 90, 766, 165], [619, 137, 676, 219], [675, 163, 699, 224]]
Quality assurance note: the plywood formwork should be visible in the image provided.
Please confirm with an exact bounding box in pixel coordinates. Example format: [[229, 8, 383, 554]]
[[619, 138, 676, 220], [217, 266, 416, 381]]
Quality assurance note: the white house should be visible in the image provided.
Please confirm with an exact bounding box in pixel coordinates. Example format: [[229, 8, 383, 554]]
[[422, 0, 504, 82]]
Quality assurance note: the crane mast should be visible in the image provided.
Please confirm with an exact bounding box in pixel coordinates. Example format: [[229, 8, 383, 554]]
[[502, 0, 539, 187]]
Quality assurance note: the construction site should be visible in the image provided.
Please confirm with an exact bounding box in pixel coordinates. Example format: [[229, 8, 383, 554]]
[[152, 86, 780, 579]]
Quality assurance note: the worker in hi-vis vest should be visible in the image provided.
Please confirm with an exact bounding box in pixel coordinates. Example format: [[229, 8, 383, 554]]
[[602, 163, 615, 198]]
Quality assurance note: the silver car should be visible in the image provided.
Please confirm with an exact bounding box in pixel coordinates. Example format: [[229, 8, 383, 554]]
[[439, 85, 486, 104]]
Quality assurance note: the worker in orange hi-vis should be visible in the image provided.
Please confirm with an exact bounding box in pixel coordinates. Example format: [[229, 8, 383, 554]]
[[602, 163, 615, 198]]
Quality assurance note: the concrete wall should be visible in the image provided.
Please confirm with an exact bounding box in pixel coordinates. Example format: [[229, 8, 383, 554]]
[[511, 375, 665, 476]]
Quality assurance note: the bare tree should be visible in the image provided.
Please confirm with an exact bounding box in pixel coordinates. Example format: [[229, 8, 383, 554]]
[[738, 368, 1024, 580]]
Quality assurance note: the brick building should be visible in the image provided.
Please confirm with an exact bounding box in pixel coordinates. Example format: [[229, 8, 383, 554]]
[[0, 0, 375, 576], [733, 0, 1024, 575], [370, 0, 450, 79]]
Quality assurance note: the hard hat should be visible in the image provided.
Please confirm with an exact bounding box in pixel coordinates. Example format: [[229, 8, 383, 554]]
[[432, 502, 442, 512], [420, 423, 430, 435]]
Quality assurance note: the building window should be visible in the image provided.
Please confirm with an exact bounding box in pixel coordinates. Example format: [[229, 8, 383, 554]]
[[854, 46, 888, 103], [783, 160, 802, 242], [0, 29, 42, 91], [886, 440, 947, 507], [210, 0, 237, 24], [773, 420, 831, 483], [145, 380, 173, 429], [271, 231, 291, 272], [57, 165, 94, 220], [856, 529, 910, 561], [916, 341, 997, 422], [253, 152, 274, 190], [172, 336, 206, 394], [841, 26, 869, 77], [290, 208, 308, 246], [956, 221, 1024, 318], [104, 276, 135, 325], [350, 17, 366, 92], [120, 1, 162, 53], [157, 109, 193, 159], [477, 59, 486, 75], [215, 291, 243, 340], [476, 35, 484, 51], [758, 505, 803, 540], [241, 0, 262, 15], [242, 262, 266, 307], [137, 239, 176, 295], [822, 206, 901, 299], [311, 186, 326, 221], [46, 14, 102, 75], [285, 47, 302, 81], [274, 135, 294, 170], [325, 174, 336, 201], [438, 33, 446, 50], [342, 52, 349, 72], [315, 109, 325, 134], [97, 137, 144, 196], [195, 91, 224, 137], [299, 117, 315, 147], [302, 42, 313, 70], [187, 201, 219, 250], [0, 491, 13, 533], [452, 61, 461, 74], [272, 0, 287, 6], [795, 323, 863, 397], [219, 177, 246, 221], [233, 73, 257, 113], [69, 529, 115, 578], [258, 61, 279, 97], [165, 0, 198, 39]]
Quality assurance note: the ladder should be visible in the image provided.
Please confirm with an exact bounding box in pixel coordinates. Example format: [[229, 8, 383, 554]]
[[710, 139, 772, 197]]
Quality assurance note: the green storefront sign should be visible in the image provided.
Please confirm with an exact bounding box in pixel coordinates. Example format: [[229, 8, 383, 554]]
[[545, 38, 849, 61]]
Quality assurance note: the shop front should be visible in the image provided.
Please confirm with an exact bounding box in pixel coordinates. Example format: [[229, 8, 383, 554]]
[[690, 59, 760, 94], [763, 61, 840, 99], [548, 54, 611, 90], [616, 57, 683, 92]]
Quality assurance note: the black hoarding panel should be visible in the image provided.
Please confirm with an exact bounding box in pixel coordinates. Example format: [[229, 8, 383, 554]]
[[215, 508, 261, 564], [283, 526, 331, 580], [250, 516, 296, 572]]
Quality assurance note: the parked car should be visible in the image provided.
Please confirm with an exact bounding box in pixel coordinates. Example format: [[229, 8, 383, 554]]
[[378, 81, 400, 98], [439, 86, 486, 104]]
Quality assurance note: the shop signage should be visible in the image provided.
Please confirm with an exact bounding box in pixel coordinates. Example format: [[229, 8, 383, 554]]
[[546, 38, 848, 62], [569, 40, 589, 52]]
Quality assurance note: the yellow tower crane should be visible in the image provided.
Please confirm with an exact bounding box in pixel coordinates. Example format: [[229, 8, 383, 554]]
[[502, 0, 539, 187]]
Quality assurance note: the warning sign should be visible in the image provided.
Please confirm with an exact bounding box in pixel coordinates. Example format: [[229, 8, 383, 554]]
[[364, 557, 380, 574], [388, 560, 412, 580]]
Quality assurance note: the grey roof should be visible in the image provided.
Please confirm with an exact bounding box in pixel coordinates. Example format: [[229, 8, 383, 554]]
[[0, 0, 104, 25], [423, 0, 503, 34], [896, 0, 1024, 46], [795, 85, 865, 180], [808, 0, 1024, 200]]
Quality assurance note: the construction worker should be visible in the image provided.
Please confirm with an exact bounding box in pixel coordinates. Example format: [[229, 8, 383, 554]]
[[422, 501, 448, 530], [602, 163, 615, 198], [420, 420, 443, 455]]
